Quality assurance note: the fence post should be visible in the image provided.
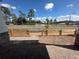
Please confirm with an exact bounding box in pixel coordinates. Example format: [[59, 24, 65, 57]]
[[59, 29, 62, 36], [10, 28, 13, 37], [41, 30, 43, 36], [45, 29, 48, 36], [27, 30, 30, 36], [75, 28, 79, 46]]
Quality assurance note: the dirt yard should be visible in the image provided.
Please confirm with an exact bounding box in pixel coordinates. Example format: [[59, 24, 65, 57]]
[[2, 25, 78, 59], [39, 35, 75, 45], [0, 36, 78, 59]]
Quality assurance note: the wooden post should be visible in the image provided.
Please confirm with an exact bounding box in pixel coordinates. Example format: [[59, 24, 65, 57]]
[[45, 29, 48, 36], [75, 28, 79, 46], [9, 29, 12, 37], [10, 28, 13, 37], [59, 30, 62, 36], [26, 30, 30, 36], [41, 30, 43, 36]]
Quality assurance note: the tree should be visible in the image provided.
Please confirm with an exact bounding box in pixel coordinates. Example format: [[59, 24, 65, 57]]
[[16, 10, 27, 25], [36, 20, 42, 24], [19, 10, 26, 18], [65, 20, 70, 25], [27, 9, 36, 24], [1, 6, 11, 24], [45, 18, 49, 36], [12, 14, 17, 24], [54, 18, 57, 24], [46, 18, 49, 25], [27, 9, 35, 18], [49, 19, 53, 25], [1, 6, 11, 15], [16, 17, 26, 25]]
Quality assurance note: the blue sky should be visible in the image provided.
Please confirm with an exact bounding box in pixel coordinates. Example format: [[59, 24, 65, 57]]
[[0, 0, 79, 18]]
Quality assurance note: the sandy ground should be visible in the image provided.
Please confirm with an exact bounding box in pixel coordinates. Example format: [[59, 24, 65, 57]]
[[39, 36, 75, 45], [9, 36, 79, 59], [46, 45, 79, 59], [10, 35, 75, 45], [4, 26, 78, 59], [0, 33, 78, 59]]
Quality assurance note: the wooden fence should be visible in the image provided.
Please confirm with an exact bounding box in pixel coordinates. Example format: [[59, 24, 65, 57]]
[[8, 25, 76, 37]]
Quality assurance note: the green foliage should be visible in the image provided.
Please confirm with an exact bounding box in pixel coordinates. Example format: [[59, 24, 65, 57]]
[[46, 18, 49, 25], [15, 16, 36, 25], [49, 19, 53, 25], [1, 6, 11, 15], [27, 9, 36, 24], [16, 17, 26, 25], [19, 10, 26, 18], [36, 20, 42, 24], [28, 20, 36, 25], [65, 20, 70, 25], [54, 18, 57, 24], [12, 9, 37, 25], [27, 9, 35, 18], [10, 9, 44, 25], [45, 18, 49, 36], [12, 14, 17, 24]]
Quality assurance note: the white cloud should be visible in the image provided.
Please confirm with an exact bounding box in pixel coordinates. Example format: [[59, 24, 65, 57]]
[[45, 3, 54, 10], [35, 17, 42, 20], [35, 16, 53, 20], [33, 15, 79, 21], [35, 17, 46, 20], [0, 3, 16, 9], [34, 17, 47, 22], [11, 6, 16, 9], [0, 4, 10, 8], [57, 15, 79, 21], [67, 4, 74, 8], [33, 9, 37, 12], [48, 16, 52, 19], [42, 17, 46, 19]]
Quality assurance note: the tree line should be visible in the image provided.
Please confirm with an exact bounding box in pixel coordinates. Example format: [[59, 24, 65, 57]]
[[1, 6, 57, 25]]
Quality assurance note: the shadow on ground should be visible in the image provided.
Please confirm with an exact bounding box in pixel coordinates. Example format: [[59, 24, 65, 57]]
[[53, 45, 79, 50], [40, 43, 79, 51], [0, 40, 50, 59]]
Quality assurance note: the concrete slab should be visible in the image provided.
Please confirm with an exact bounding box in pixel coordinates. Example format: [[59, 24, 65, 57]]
[[46, 45, 79, 59]]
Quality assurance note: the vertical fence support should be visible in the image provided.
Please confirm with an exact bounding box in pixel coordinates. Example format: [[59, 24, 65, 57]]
[[41, 30, 43, 36], [75, 29, 79, 46], [9, 28, 13, 37], [59, 29, 62, 36], [27, 30, 30, 36]]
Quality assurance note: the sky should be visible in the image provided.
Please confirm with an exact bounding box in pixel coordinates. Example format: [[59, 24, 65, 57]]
[[0, 0, 79, 21]]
